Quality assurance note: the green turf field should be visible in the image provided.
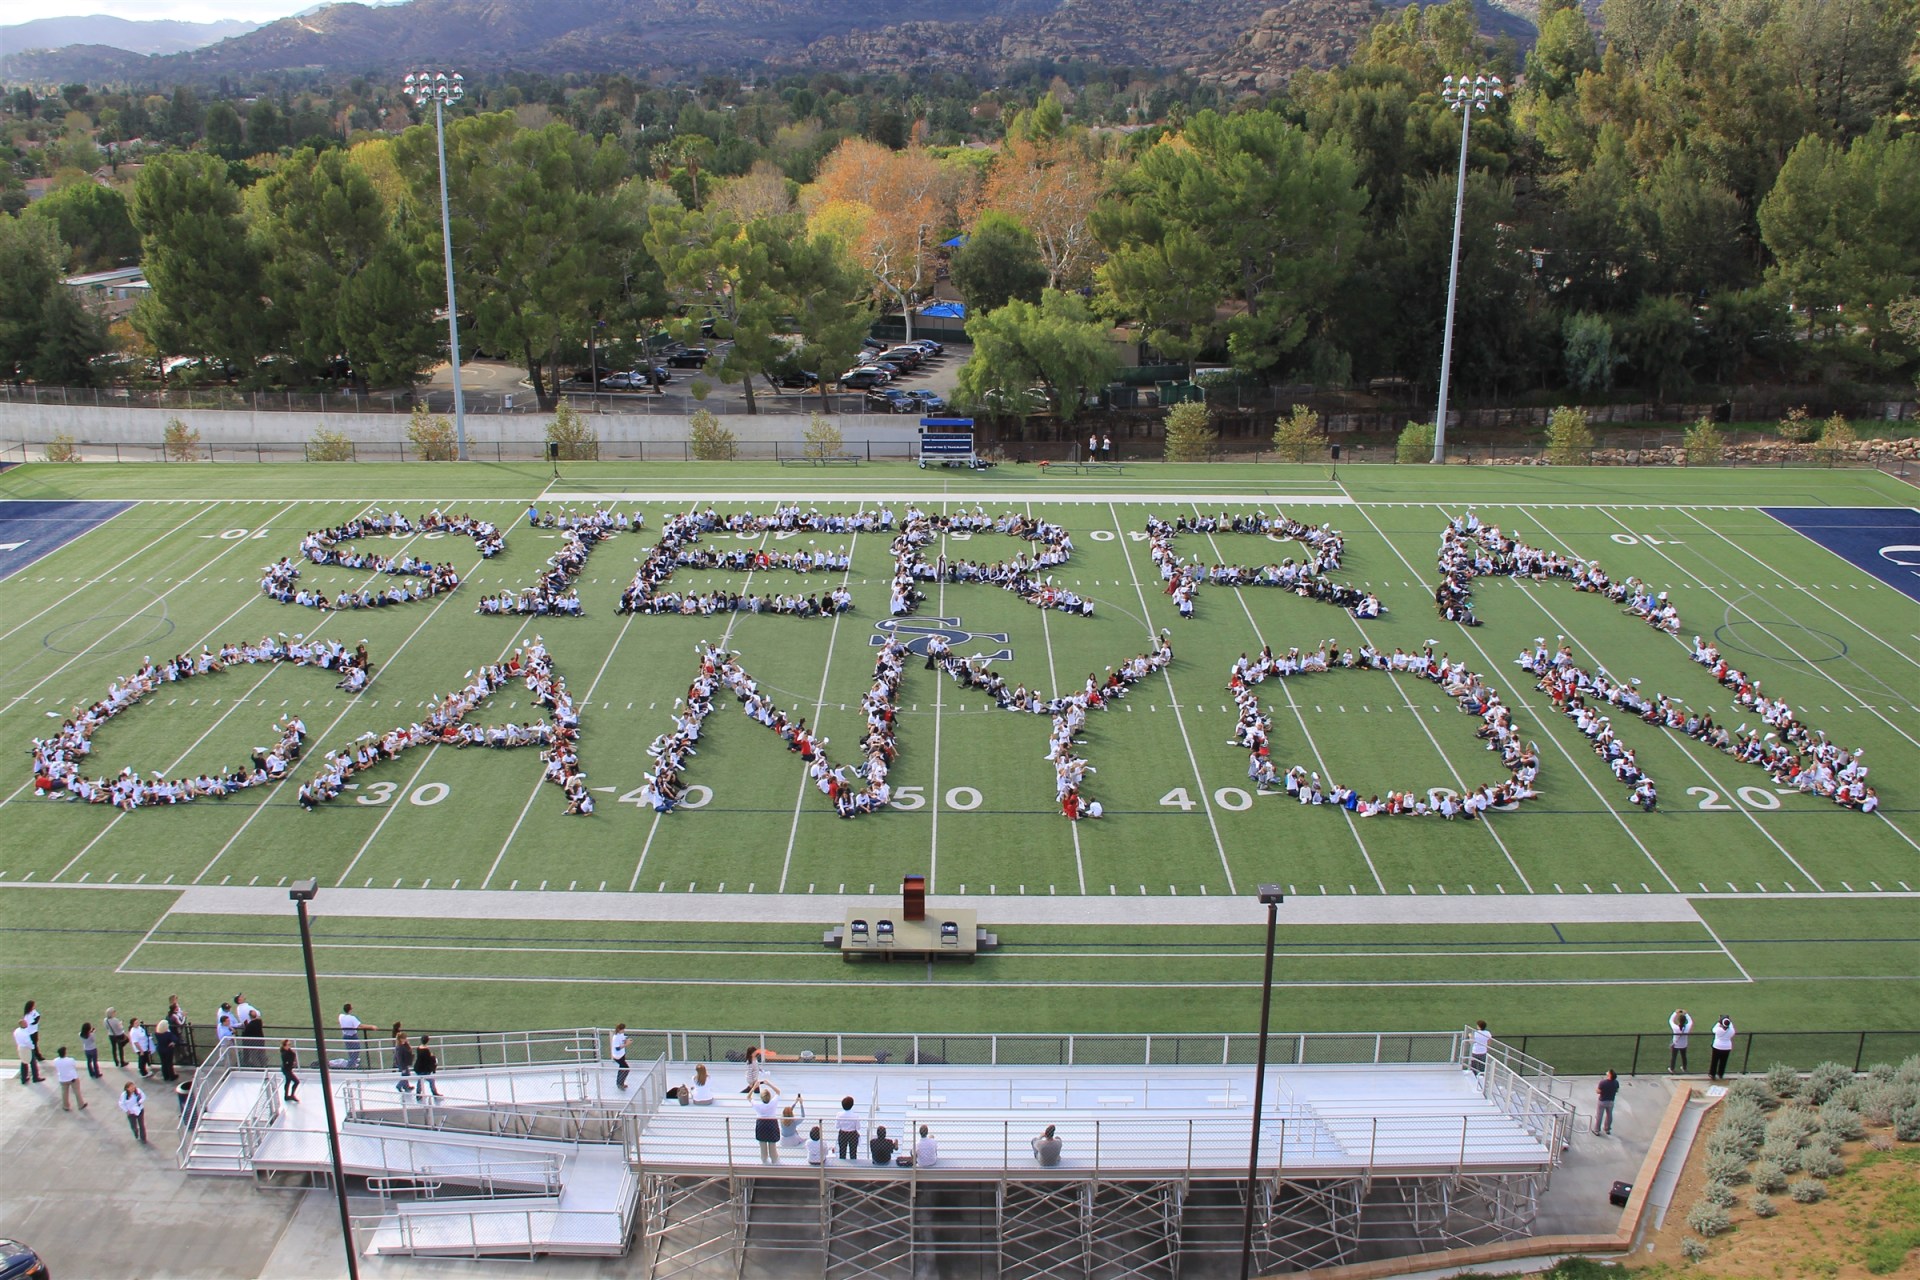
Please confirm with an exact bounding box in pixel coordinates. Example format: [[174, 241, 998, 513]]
[[0, 459, 1915, 1059]]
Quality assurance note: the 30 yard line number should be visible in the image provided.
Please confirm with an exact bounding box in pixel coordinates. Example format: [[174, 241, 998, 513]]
[[356, 781, 450, 806]]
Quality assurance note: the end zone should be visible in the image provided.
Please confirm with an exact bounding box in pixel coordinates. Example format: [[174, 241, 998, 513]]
[[1763, 505, 1920, 604], [0, 499, 134, 580]]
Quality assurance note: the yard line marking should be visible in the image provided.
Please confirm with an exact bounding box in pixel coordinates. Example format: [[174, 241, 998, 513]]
[[1030, 502, 1087, 894], [114, 906, 178, 974], [1347, 499, 1685, 891], [0, 502, 213, 649], [1108, 501, 1238, 895], [1193, 519, 1392, 892], [3, 501, 303, 720], [768, 530, 853, 895], [1512, 507, 1829, 890]]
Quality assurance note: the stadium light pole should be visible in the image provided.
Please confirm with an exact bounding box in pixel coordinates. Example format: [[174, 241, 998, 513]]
[[1430, 72, 1504, 465], [403, 69, 469, 461], [291, 880, 360, 1280], [1240, 885, 1285, 1280]]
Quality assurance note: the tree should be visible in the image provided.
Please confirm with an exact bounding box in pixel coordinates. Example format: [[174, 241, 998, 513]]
[[802, 412, 844, 461], [1545, 405, 1593, 465], [397, 113, 640, 409], [1396, 420, 1436, 463], [545, 398, 599, 460], [948, 211, 1046, 315], [130, 152, 267, 368], [810, 139, 951, 341], [204, 102, 245, 161], [973, 127, 1104, 289], [1684, 415, 1724, 465], [709, 160, 795, 221], [1619, 294, 1695, 400], [162, 416, 202, 462], [1270, 404, 1325, 461], [956, 289, 1117, 424], [246, 99, 284, 153], [687, 408, 736, 459], [1562, 313, 1619, 393], [406, 404, 457, 460], [1819, 411, 1857, 458], [777, 230, 875, 413], [1162, 401, 1216, 461], [307, 426, 354, 461], [0, 216, 68, 378], [1094, 111, 1366, 377], [249, 147, 440, 389], [23, 180, 140, 271], [29, 284, 109, 386]]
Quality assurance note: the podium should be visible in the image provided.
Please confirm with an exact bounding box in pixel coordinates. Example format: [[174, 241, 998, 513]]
[[901, 874, 926, 923]]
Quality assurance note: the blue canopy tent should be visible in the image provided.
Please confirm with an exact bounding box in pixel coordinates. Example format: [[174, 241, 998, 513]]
[[940, 234, 967, 249], [921, 301, 966, 319]]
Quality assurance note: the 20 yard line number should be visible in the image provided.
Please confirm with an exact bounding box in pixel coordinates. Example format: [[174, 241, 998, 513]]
[[1686, 785, 1782, 811]]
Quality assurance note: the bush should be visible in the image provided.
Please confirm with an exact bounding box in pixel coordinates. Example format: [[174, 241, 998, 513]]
[[1820, 1103, 1864, 1141], [1680, 1236, 1709, 1263], [307, 427, 353, 462], [1701, 1179, 1739, 1208], [1396, 419, 1436, 463], [1770, 1106, 1821, 1144], [1801, 1147, 1845, 1178], [1861, 1084, 1900, 1128], [1820, 412, 1857, 453], [1704, 1151, 1750, 1184], [1777, 404, 1814, 442], [1788, 1178, 1827, 1203], [162, 415, 202, 462], [1895, 1105, 1920, 1142], [545, 398, 599, 461], [1748, 1193, 1776, 1217], [1759, 1140, 1803, 1172], [687, 409, 736, 461], [1162, 401, 1216, 462], [1801, 1062, 1855, 1105], [802, 411, 844, 461], [1541, 1259, 1632, 1279], [43, 432, 81, 462], [1545, 405, 1593, 465], [1683, 414, 1724, 466], [1868, 1132, 1895, 1152], [1766, 1062, 1802, 1096], [406, 404, 457, 461], [1685, 1200, 1731, 1236], [1726, 1078, 1777, 1110], [1750, 1159, 1787, 1192], [1270, 404, 1324, 462]]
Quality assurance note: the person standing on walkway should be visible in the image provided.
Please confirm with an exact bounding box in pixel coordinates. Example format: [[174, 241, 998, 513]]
[[127, 1018, 153, 1078], [414, 1035, 442, 1100], [1708, 1016, 1736, 1081], [1668, 1009, 1692, 1073], [22, 1001, 43, 1070], [15, 1018, 41, 1084], [103, 1008, 127, 1069], [611, 1024, 630, 1091], [1592, 1071, 1618, 1135], [154, 1017, 180, 1082], [393, 1030, 417, 1096], [278, 1039, 300, 1102], [80, 1022, 101, 1078], [53, 1047, 87, 1111], [119, 1082, 148, 1143], [1468, 1021, 1492, 1080], [338, 1004, 364, 1069]]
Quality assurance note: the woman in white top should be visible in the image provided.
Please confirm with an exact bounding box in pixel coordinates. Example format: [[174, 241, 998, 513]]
[[689, 1063, 715, 1104], [805, 1124, 827, 1166], [1708, 1016, 1737, 1081], [119, 1082, 148, 1143], [1668, 1009, 1692, 1073], [914, 1125, 938, 1168], [751, 1086, 783, 1163]]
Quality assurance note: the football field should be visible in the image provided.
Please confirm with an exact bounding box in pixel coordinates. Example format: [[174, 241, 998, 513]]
[[1, 459, 1916, 1058]]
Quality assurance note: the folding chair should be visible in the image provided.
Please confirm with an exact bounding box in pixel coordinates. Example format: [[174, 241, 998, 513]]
[[875, 919, 895, 945], [939, 921, 960, 946], [850, 919, 869, 943]]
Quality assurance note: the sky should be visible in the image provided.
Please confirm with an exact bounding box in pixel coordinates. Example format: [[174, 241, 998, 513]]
[[9, 2, 330, 25]]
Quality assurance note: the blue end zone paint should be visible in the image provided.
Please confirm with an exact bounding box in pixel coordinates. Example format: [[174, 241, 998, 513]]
[[1762, 507, 1920, 605], [0, 500, 134, 581]]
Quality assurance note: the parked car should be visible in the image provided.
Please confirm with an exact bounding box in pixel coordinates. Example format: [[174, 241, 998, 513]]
[[860, 335, 887, 352], [839, 367, 892, 389], [666, 348, 712, 368], [0, 1239, 49, 1280], [905, 390, 947, 413], [769, 369, 819, 389], [865, 388, 920, 413], [863, 359, 907, 377], [906, 339, 945, 357], [601, 367, 668, 389]]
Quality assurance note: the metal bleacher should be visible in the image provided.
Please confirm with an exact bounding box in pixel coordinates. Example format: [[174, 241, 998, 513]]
[[178, 1027, 1575, 1275]]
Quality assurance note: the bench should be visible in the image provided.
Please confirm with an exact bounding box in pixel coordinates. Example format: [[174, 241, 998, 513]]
[[1046, 462, 1127, 476], [779, 454, 861, 467]]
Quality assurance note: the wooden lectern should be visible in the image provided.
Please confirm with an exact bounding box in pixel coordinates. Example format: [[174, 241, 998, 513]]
[[901, 874, 926, 922]]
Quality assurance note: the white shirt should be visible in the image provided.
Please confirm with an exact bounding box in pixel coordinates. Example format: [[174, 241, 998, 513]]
[[339, 1012, 362, 1036], [119, 1089, 145, 1116], [611, 1031, 628, 1059], [12, 1025, 31, 1056], [1470, 1028, 1491, 1057], [1712, 1020, 1736, 1050], [53, 1055, 80, 1083], [915, 1136, 938, 1167]]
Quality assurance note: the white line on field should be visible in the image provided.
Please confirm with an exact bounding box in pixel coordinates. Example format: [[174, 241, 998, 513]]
[[0, 502, 211, 647]]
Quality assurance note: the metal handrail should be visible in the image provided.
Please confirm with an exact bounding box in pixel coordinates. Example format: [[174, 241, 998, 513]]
[[176, 1036, 240, 1163]]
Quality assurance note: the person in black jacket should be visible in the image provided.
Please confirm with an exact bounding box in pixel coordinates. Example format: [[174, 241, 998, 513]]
[[1592, 1071, 1618, 1135], [869, 1125, 898, 1165]]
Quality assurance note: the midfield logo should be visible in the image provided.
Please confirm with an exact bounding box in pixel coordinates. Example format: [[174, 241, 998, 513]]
[[870, 616, 1012, 662]]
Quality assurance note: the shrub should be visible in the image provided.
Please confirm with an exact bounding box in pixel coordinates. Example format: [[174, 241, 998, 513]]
[[1800, 1147, 1845, 1178], [1395, 419, 1435, 464], [1701, 1179, 1738, 1208], [1861, 1084, 1900, 1128], [1750, 1160, 1787, 1192], [802, 411, 843, 461], [1163, 401, 1216, 462], [1540, 1260, 1632, 1280], [1777, 404, 1813, 442], [1748, 1193, 1776, 1217], [1868, 1062, 1899, 1084], [1270, 404, 1324, 462], [1759, 1140, 1802, 1172], [545, 398, 599, 461], [162, 415, 202, 462], [1895, 1105, 1920, 1142], [1765, 1062, 1801, 1096], [1868, 1133, 1895, 1152], [1704, 1151, 1749, 1184], [1899, 1055, 1920, 1084], [1726, 1078, 1776, 1110], [1685, 1200, 1730, 1236], [307, 427, 353, 462], [1545, 405, 1593, 465], [1801, 1062, 1855, 1105], [687, 408, 736, 461], [406, 404, 457, 461], [1820, 1103, 1864, 1141], [1683, 414, 1724, 465], [1767, 1108, 1818, 1147], [1820, 412, 1857, 453], [43, 432, 81, 462], [1788, 1178, 1826, 1203], [1680, 1236, 1708, 1263]]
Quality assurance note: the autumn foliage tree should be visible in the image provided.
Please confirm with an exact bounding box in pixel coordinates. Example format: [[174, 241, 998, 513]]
[[972, 98, 1105, 290], [809, 139, 952, 341]]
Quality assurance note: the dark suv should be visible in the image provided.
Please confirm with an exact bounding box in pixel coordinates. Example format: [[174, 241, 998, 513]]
[[666, 348, 711, 368]]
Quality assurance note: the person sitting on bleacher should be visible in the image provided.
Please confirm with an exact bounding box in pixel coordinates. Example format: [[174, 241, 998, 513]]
[[869, 1125, 898, 1165], [1032, 1124, 1063, 1166]]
